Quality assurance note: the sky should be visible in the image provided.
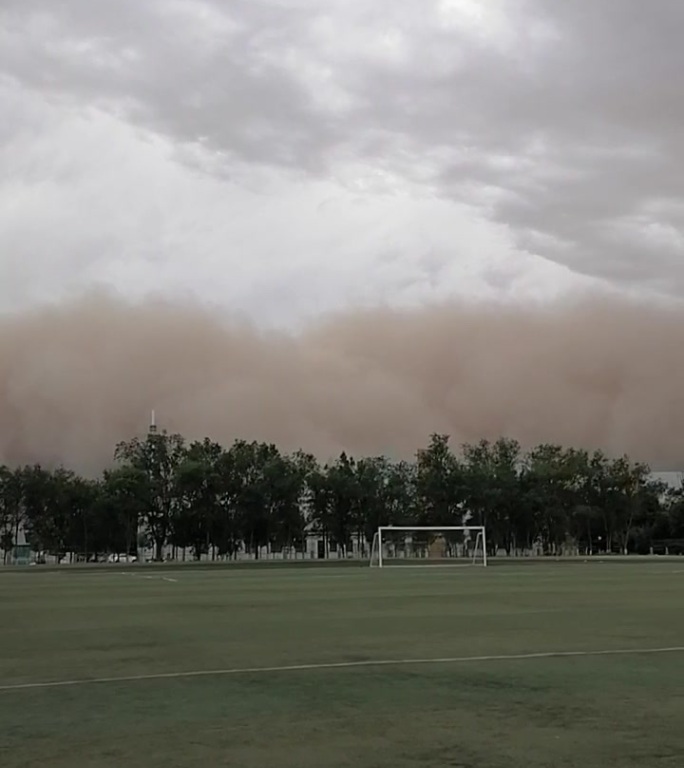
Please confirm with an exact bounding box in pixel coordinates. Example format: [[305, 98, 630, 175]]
[[1, 0, 683, 324], [1, 1, 683, 471]]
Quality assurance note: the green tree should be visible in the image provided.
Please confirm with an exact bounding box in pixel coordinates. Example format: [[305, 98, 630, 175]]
[[461, 440, 494, 533], [173, 439, 226, 560], [663, 483, 684, 550], [415, 434, 463, 525], [211, 448, 244, 559], [0, 466, 24, 564], [582, 452, 653, 554], [263, 449, 310, 556], [0, 530, 13, 562], [521, 444, 580, 555], [115, 431, 186, 561], [22, 466, 74, 562], [487, 438, 523, 555], [412, 434, 464, 556], [355, 456, 391, 549], [63, 475, 101, 561], [101, 466, 149, 557], [314, 453, 359, 557], [462, 438, 520, 554], [227, 440, 300, 559], [605, 456, 653, 555]]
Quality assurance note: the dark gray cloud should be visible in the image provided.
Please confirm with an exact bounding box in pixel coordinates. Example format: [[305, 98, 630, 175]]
[[1, 0, 683, 294]]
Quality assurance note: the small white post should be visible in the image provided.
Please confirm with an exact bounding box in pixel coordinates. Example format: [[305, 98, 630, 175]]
[[378, 528, 383, 568], [482, 527, 488, 567]]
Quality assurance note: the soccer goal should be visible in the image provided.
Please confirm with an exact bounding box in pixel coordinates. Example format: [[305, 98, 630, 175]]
[[369, 526, 487, 568]]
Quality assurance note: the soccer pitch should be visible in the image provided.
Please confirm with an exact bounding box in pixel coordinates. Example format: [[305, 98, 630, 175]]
[[1, 562, 683, 767]]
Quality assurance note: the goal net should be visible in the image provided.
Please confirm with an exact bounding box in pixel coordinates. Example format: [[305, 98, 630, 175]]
[[369, 526, 487, 568]]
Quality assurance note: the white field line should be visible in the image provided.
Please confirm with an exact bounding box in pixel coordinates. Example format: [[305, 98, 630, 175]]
[[120, 572, 178, 583], [378, 564, 476, 569], [1, 646, 683, 694]]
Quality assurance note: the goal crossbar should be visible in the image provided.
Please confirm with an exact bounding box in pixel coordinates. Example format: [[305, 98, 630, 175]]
[[370, 526, 487, 568], [376, 526, 482, 531]]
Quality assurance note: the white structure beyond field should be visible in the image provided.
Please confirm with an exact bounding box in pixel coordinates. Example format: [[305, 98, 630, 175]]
[[369, 526, 487, 568]]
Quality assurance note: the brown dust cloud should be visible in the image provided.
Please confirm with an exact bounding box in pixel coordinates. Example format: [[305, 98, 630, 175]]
[[0, 293, 682, 475]]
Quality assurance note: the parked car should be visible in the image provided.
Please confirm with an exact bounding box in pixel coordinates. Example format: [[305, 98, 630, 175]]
[[106, 553, 138, 563]]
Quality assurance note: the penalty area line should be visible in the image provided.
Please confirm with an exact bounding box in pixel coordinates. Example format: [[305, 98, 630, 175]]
[[1, 646, 684, 693]]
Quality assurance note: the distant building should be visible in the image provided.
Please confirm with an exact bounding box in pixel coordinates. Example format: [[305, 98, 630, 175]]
[[650, 471, 683, 492]]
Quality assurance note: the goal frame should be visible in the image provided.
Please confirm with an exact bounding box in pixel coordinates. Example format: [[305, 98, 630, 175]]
[[370, 525, 487, 568]]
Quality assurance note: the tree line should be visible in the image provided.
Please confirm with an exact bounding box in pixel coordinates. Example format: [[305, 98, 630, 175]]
[[1, 431, 683, 563]]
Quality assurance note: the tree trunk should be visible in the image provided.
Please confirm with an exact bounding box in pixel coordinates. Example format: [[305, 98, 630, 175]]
[[125, 517, 135, 559]]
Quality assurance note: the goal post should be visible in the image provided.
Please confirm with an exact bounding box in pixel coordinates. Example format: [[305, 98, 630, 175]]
[[369, 526, 487, 568]]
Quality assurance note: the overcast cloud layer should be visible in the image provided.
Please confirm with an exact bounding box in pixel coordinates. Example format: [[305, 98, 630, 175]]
[[1, 2, 683, 470], [2, 0, 684, 316]]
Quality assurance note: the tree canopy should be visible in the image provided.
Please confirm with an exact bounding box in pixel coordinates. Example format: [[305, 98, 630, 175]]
[[1, 432, 681, 562]]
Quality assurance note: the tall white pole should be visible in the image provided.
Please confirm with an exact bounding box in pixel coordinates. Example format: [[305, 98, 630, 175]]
[[482, 527, 488, 568]]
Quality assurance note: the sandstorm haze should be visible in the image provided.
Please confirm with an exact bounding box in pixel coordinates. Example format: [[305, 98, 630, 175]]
[[0, 294, 682, 474], [1, 1, 684, 471]]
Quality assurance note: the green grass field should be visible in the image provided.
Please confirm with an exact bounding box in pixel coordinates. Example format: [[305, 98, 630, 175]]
[[1, 561, 684, 767]]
